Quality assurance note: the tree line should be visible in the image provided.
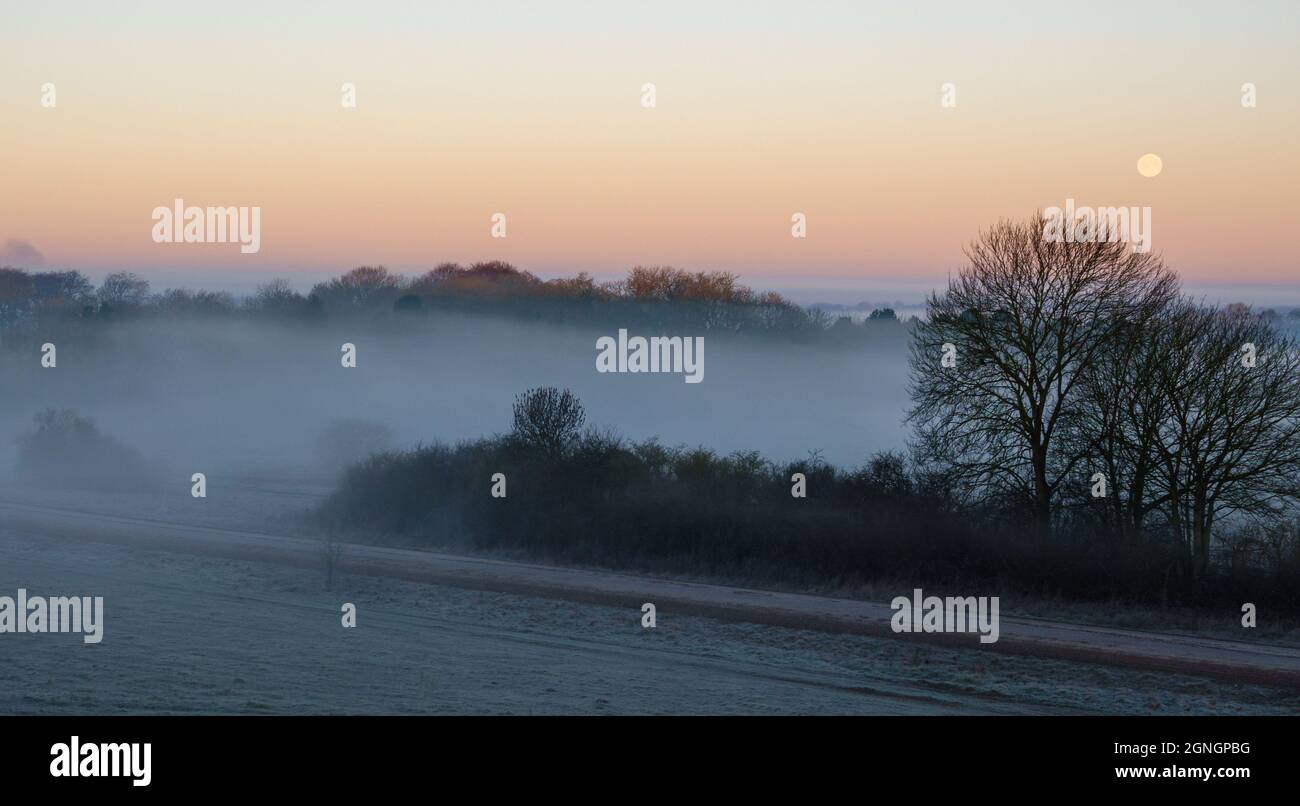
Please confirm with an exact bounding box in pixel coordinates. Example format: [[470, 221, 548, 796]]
[[0, 263, 905, 344]]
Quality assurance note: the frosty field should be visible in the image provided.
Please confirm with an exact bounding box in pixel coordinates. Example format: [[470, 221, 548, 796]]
[[1, 482, 1296, 715]]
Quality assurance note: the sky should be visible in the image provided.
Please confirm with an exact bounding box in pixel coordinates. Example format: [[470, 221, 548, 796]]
[[1, 0, 1297, 299]]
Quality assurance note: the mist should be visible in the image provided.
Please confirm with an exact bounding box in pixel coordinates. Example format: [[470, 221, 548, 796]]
[[0, 313, 911, 486]]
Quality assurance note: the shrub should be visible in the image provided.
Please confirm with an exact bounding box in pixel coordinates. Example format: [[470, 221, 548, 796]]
[[16, 409, 155, 491]]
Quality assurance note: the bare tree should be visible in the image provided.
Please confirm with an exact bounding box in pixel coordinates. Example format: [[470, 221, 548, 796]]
[[248, 278, 305, 312], [32, 270, 94, 304], [908, 214, 1178, 539], [1150, 304, 1300, 575], [1069, 294, 1180, 536], [512, 387, 585, 458], [309, 266, 407, 308], [98, 271, 151, 307]]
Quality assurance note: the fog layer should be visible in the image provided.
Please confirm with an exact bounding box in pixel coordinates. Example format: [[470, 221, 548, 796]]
[[1, 314, 910, 482]]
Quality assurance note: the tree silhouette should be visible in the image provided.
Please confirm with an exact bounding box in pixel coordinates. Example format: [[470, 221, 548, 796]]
[[98, 271, 151, 307], [909, 214, 1178, 540], [512, 387, 586, 459]]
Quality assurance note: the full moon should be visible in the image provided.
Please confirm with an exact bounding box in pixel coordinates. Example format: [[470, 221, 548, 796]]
[[1137, 153, 1163, 178]]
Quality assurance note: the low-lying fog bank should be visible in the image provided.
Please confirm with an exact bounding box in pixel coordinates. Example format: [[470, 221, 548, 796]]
[[0, 312, 911, 484]]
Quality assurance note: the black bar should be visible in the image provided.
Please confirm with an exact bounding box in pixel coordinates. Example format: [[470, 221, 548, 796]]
[[2, 716, 1282, 793]]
